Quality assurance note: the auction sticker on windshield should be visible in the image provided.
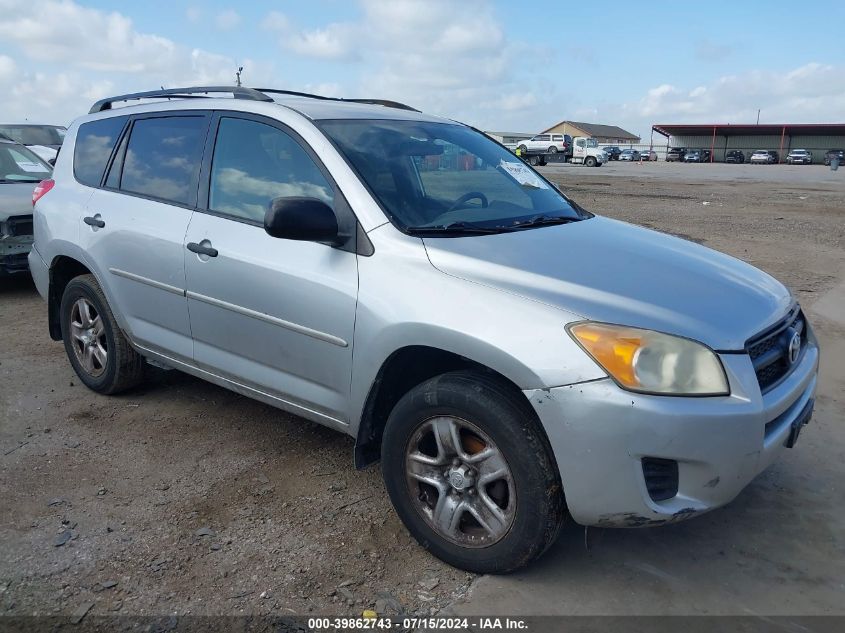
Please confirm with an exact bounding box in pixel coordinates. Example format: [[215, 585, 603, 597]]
[[499, 160, 548, 189]]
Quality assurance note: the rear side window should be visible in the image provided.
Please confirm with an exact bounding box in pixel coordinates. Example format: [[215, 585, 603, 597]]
[[120, 116, 206, 206], [74, 117, 126, 186], [208, 117, 333, 223]]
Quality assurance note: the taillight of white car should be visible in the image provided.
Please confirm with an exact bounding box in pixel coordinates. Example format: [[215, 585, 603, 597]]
[[32, 179, 55, 206]]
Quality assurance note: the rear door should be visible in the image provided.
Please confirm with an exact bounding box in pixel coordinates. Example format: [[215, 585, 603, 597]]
[[183, 113, 359, 424], [80, 112, 210, 363]]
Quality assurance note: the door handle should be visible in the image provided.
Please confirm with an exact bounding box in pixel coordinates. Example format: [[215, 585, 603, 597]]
[[187, 241, 218, 258], [83, 216, 105, 228]]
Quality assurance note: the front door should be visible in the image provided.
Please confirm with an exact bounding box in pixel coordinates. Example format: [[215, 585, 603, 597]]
[[183, 114, 358, 424]]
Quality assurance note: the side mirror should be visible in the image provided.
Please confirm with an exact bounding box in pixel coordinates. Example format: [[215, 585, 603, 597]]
[[264, 197, 341, 245]]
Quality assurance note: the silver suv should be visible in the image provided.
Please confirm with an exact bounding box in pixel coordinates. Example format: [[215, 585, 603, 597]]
[[30, 87, 819, 573]]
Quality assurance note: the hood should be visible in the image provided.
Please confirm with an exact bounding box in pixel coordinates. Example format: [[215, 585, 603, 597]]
[[423, 216, 792, 350], [0, 182, 37, 221]]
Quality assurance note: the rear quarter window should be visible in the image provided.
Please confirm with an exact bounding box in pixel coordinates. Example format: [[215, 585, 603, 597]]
[[74, 117, 127, 187]]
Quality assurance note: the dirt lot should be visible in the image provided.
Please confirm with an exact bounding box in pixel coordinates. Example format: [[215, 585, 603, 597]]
[[1, 162, 843, 622]]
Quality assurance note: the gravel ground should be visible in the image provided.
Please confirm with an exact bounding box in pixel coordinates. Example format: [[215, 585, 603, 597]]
[[1, 162, 843, 623]]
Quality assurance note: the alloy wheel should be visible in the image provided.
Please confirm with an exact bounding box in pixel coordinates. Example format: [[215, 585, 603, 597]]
[[69, 298, 108, 377], [404, 416, 516, 548]]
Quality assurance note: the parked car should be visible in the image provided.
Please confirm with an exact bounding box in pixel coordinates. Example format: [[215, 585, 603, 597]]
[[0, 124, 66, 162], [1, 137, 52, 274], [618, 149, 640, 161], [640, 149, 657, 161], [666, 147, 687, 161], [823, 149, 844, 166], [750, 150, 779, 164], [684, 149, 711, 163], [725, 150, 745, 164], [602, 146, 622, 160], [31, 86, 819, 573], [786, 149, 813, 165], [517, 133, 572, 155]]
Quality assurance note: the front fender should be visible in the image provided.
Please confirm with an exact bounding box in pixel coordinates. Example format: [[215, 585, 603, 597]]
[[348, 227, 605, 434]]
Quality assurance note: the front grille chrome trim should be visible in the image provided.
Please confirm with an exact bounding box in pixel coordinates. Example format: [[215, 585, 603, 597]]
[[746, 305, 807, 394]]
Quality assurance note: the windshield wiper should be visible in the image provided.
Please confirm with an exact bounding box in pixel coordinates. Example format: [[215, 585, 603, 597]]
[[406, 221, 510, 235], [506, 214, 579, 230]]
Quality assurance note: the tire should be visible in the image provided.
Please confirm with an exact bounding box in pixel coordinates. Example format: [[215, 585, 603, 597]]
[[381, 371, 564, 574], [60, 274, 145, 395], [547, 146, 557, 154], [529, 156, 539, 166], [585, 156, 597, 167], [517, 145, 527, 153]]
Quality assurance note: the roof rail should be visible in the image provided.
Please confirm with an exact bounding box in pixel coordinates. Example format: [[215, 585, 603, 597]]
[[89, 85, 419, 115], [88, 86, 274, 114], [256, 88, 419, 112]]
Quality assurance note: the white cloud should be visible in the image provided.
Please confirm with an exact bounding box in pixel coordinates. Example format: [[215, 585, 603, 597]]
[[0, 54, 15, 80], [260, 0, 542, 129], [629, 63, 845, 125], [215, 9, 241, 31], [0, 0, 271, 122], [2, 71, 114, 124]]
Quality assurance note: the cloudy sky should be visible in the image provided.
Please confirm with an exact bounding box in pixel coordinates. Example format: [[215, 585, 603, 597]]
[[1, 0, 844, 138]]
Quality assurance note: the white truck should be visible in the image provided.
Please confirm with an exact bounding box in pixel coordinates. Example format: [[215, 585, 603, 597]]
[[569, 137, 607, 166]]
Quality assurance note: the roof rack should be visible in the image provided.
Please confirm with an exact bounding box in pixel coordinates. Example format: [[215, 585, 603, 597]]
[[89, 86, 420, 114], [88, 86, 274, 113], [255, 89, 420, 112]]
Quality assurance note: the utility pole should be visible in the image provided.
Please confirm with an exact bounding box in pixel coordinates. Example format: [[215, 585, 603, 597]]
[[756, 109, 760, 125], [235, 66, 243, 87]]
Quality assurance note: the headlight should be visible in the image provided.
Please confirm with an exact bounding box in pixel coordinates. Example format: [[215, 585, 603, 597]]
[[568, 322, 729, 396]]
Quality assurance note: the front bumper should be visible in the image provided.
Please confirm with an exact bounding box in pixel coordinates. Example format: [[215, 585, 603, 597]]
[[526, 340, 819, 527], [1, 219, 33, 275]]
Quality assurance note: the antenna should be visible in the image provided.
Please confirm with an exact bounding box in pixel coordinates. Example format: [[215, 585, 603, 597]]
[[235, 66, 244, 87]]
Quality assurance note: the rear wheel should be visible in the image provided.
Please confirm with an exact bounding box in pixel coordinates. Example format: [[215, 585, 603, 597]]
[[60, 274, 144, 394], [381, 371, 564, 573], [547, 146, 558, 154]]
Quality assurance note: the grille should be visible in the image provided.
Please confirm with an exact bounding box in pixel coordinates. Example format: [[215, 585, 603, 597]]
[[642, 457, 679, 502], [4, 215, 34, 237], [746, 306, 807, 393], [2, 253, 29, 273]]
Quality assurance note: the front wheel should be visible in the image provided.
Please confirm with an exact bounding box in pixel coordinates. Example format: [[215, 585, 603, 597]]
[[381, 371, 564, 574], [517, 145, 527, 153], [60, 274, 145, 394], [585, 156, 597, 167]]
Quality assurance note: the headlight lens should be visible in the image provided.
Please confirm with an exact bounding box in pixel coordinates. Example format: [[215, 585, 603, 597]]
[[568, 322, 729, 396]]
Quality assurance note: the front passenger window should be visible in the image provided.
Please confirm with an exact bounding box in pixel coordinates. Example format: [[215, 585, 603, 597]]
[[209, 117, 334, 223]]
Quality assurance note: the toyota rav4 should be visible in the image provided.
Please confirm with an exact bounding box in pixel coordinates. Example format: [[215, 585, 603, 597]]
[[29, 87, 819, 573]]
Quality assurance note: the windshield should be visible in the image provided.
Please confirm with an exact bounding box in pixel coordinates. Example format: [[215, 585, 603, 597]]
[[585, 138, 598, 148], [0, 143, 52, 182], [319, 119, 585, 233], [0, 125, 65, 146]]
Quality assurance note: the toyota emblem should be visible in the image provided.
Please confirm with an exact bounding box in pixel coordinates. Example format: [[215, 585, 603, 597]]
[[787, 331, 802, 365]]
